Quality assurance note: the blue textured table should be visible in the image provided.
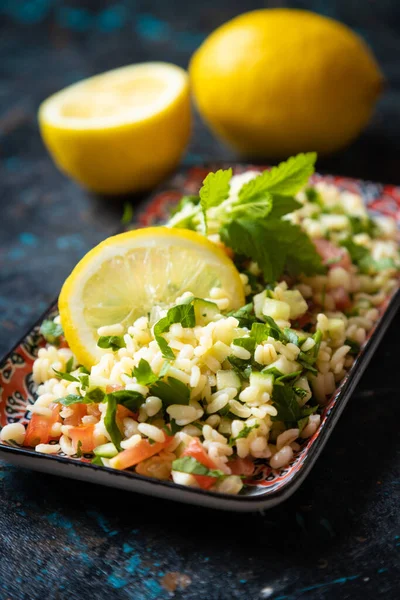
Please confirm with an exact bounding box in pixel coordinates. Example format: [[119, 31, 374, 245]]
[[0, 2, 399, 599]]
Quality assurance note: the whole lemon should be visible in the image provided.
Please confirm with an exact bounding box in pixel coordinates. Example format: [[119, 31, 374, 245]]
[[190, 9, 383, 157]]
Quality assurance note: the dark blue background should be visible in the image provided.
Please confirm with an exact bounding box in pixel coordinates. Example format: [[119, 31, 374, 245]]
[[0, 2, 399, 599]]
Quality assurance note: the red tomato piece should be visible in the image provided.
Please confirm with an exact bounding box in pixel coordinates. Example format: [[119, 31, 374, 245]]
[[229, 456, 255, 477], [330, 285, 352, 311], [63, 403, 87, 427], [182, 438, 220, 489], [313, 238, 352, 270], [24, 403, 61, 447], [69, 424, 96, 454], [109, 433, 172, 470]]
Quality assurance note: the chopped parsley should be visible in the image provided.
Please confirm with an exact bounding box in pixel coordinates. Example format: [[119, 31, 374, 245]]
[[40, 319, 63, 345]]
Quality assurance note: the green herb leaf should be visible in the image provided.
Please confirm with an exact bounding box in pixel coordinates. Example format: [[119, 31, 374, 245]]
[[229, 423, 259, 446], [272, 384, 303, 423], [79, 374, 90, 390], [345, 338, 361, 356], [339, 238, 370, 265], [52, 368, 79, 383], [149, 377, 190, 407], [106, 389, 145, 413], [65, 356, 74, 373], [284, 328, 299, 346], [40, 319, 64, 345], [154, 303, 195, 359], [220, 218, 324, 283], [227, 303, 257, 328], [172, 455, 224, 478], [305, 187, 323, 206], [293, 386, 309, 400], [239, 153, 317, 200], [132, 358, 159, 386], [104, 395, 122, 451], [76, 440, 83, 458], [231, 193, 273, 219], [85, 388, 106, 403], [97, 335, 126, 352], [58, 394, 84, 406], [268, 195, 302, 219], [348, 215, 379, 237], [199, 168, 232, 228], [121, 202, 134, 225], [232, 336, 256, 354]]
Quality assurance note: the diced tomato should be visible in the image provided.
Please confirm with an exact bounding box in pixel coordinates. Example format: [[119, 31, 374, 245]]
[[116, 404, 138, 431], [69, 424, 96, 454], [193, 475, 217, 490], [182, 438, 219, 489], [24, 404, 61, 447], [109, 433, 172, 470], [313, 238, 352, 270], [106, 384, 124, 393], [63, 403, 87, 427], [330, 285, 352, 311], [229, 456, 255, 477]]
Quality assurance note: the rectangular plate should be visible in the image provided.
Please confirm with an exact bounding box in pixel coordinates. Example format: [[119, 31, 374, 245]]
[[1, 165, 400, 512]]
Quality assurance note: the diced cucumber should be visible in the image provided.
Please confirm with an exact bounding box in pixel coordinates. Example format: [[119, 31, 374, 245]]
[[262, 298, 290, 321], [264, 355, 300, 376], [216, 369, 241, 391], [93, 442, 118, 458], [193, 298, 220, 325], [250, 371, 274, 394], [281, 290, 308, 319], [209, 341, 232, 363], [253, 291, 267, 321], [293, 376, 312, 406]]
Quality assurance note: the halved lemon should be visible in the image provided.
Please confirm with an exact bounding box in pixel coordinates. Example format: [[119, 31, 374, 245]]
[[38, 63, 191, 194], [59, 227, 245, 367]]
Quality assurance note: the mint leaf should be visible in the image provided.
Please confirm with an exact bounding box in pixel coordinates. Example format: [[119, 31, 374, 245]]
[[231, 192, 273, 219], [149, 377, 190, 407], [154, 303, 195, 359], [268, 195, 302, 220], [284, 328, 299, 346], [172, 455, 224, 478], [220, 219, 285, 282], [97, 335, 126, 352], [239, 153, 316, 200], [132, 359, 159, 386], [200, 168, 232, 211], [40, 319, 63, 345], [104, 395, 123, 451]]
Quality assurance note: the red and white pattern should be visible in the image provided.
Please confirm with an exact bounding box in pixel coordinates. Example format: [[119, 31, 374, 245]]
[[1, 166, 399, 496]]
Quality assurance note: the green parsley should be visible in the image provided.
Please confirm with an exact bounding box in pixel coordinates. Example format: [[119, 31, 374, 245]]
[[104, 395, 123, 451], [154, 302, 195, 359], [172, 455, 224, 479], [121, 202, 134, 225], [149, 376, 190, 407], [132, 358, 159, 386], [97, 335, 126, 352]]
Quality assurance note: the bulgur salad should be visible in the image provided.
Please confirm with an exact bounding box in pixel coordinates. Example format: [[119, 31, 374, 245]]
[[1, 153, 399, 495]]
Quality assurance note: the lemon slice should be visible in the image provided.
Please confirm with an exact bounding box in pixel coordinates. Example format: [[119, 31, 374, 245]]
[[59, 227, 245, 367], [38, 63, 190, 194]]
